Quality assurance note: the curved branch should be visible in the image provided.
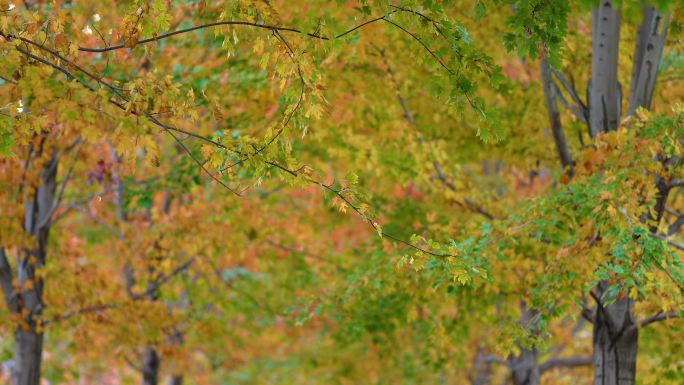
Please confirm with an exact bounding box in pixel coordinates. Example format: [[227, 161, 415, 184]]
[[550, 68, 588, 120], [79, 21, 323, 52], [78, 12, 400, 53], [639, 311, 679, 328], [380, 17, 453, 75]]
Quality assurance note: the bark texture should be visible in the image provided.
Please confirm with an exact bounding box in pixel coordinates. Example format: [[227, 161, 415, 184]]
[[510, 348, 540, 385], [589, 0, 622, 136], [593, 284, 638, 385], [14, 148, 58, 385], [142, 346, 161, 385], [628, 5, 669, 115]]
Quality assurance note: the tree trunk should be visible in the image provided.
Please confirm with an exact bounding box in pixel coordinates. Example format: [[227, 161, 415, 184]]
[[593, 283, 638, 385], [142, 346, 160, 385], [508, 303, 540, 385], [588, 0, 621, 136], [585, 4, 671, 384], [13, 330, 43, 385], [13, 147, 58, 385], [166, 375, 183, 385], [469, 349, 493, 385], [510, 348, 540, 385], [628, 5, 669, 116]]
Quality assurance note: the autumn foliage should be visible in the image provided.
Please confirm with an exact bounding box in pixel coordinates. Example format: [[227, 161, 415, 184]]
[[0, 1, 682, 385]]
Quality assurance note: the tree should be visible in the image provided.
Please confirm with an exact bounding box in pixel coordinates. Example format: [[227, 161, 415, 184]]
[[0, 1, 682, 385]]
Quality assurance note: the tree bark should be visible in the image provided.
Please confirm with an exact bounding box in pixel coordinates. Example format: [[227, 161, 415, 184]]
[[469, 349, 493, 385], [14, 147, 58, 385], [142, 346, 161, 385], [510, 348, 540, 385], [588, 0, 621, 136], [628, 5, 669, 115], [593, 283, 638, 385]]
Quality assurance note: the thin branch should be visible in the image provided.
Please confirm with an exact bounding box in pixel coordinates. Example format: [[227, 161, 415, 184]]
[[649, 231, 684, 251], [540, 58, 573, 170], [335, 14, 391, 39], [639, 311, 679, 328], [71, 205, 122, 238], [159, 121, 241, 196], [668, 215, 684, 235], [0, 75, 17, 84], [133, 258, 195, 300], [433, 161, 495, 220], [550, 67, 588, 121], [52, 303, 119, 322], [388, 5, 447, 36], [670, 179, 684, 187], [79, 21, 320, 52], [581, 305, 595, 324], [374, 46, 494, 221], [206, 259, 275, 316], [265, 240, 348, 272], [38, 140, 82, 229], [223, 29, 305, 170], [78, 11, 406, 53], [123, 353, 144, 373], [380, 17, 453, 76], [50, 259, 194, 324], [6, 32, 243, 196]]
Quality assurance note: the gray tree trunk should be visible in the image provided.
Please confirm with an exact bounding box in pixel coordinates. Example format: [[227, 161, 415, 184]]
[[588, 0, 622, 136], [585, 3, 670, 384], [593, 283, 638, 385], [628, 5, 669, 116], [510, 348, 540, 385], [588, 4, 630, 383], [14, 148, 58, 385], [142, 346, 161, 385]]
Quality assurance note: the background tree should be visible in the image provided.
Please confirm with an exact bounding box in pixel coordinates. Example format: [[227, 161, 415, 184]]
[[0, 1, 682, 385]]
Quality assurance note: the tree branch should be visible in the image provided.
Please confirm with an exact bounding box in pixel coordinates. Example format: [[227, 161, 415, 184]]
[[550, 67, 588, 123], [668, 215, 684, 235], [670, 179, 684, 188], [50, 259, 194, 324], [77, 12, 407, 53], [541, 59, 573, 170], [639, 311, 679, 328], [649, 231, 684, 251], [133, 258, 195, 300]]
